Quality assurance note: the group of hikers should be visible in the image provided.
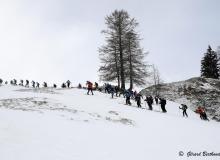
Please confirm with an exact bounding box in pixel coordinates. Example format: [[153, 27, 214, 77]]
[[8, 79, 41, 88], [0, 78, 74, 89], [84, 82, 168, 113], [85, 82, 209, 121], [178, 104, 209, 121], [0, 78, 210, 121]]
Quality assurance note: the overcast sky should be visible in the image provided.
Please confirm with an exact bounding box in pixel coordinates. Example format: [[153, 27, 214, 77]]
[[0, 0, 219, 86]]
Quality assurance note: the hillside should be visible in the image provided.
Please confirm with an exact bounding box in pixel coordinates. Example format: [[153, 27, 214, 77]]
[[140, 77, 220, 121], [0, 85, 220, 160]]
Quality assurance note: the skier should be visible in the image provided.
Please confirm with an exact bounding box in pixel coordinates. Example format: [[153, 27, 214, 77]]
[[134, 90, 137, 98], [115, 86, 119, 97], [10, 80, 14, 85], [25, 80, 29, 87], [128, 88, 134, 99], [104, 83, 109, 93], [145, 96, 153, 110], [155, 96, 159, 105], [43, 82, 47, 88], [195, 107, 203, 119], [125, 90, 132, 105], [78, 83, 82, 89], [159, 98, 167, 113], [195, 106, 209, 121], [32, 81, 35, 88], [0, 78, 3, 85], [109, 85, 115, 98], [66, 80, 71, 88], [150, 96, 154, 105], [105, 83, 111, 94], [36, 82, 40, 88], [19, 80, 24, 86], [53, 84, 57, 88], [201, 109, 209, 121], [86, 81, 94, 95], [179, 104, 188, 117], [61, 83, 66, 88], [94, 82, 99, 90], [13, 79, 17, 85], [135, 93, 142, 108]]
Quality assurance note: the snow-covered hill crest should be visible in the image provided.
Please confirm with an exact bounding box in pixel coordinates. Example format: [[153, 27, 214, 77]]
[[141, 77, 220, 121]]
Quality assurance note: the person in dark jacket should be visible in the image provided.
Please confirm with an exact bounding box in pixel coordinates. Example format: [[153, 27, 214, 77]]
[[135, 93, 142, 108], [159, 98, 167, 113], [32, 81, 35, 88], [61, 83, 66, 88], [150, 96, 154, 105], [125, 90, 131, 105], [36, 82, 40, 88], [78, 83, 82, 89], [53, 84, 57, 88], [145, 96, 153, 110], [134, 91, 137, 98], [115, 86, 119, 97], [66, 80, 71, 88], [43, 82, 47, 88], [10, 80, 13, 85], [179, 104, 188, 117], [119, 88, 125, 97], [94, 82, 99, 90], [19, 80, 24, 86], [109, 85, 115, 98], [200, 110, 209, 121], [128, 88, 134, 99], [104, 83, 110, 93], [155, 96, 159, 105], [25, 80, 29, 87], [13, 79, 17, 85]]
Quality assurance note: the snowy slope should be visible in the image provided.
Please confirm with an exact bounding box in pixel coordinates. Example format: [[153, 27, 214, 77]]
[[141, 77, 220, 121], [0, 85, 220, 160]]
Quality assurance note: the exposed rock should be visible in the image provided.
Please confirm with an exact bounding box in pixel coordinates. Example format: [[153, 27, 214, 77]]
[[140, 77, 220, 121]]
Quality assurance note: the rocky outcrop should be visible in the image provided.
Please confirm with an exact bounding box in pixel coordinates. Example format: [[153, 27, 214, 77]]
[[140, 77, 220, 121]]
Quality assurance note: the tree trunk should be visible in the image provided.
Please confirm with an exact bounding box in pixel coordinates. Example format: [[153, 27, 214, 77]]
[[114, 45, 120, 88], [128, 39, 133, 89], [118, 16, 125, 90]]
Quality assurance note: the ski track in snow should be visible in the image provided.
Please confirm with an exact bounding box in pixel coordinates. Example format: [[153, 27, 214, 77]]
[[0, 86, 135, 126]]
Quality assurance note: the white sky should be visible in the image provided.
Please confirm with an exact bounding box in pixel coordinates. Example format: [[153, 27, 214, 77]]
[[0, 0, 219, 86]]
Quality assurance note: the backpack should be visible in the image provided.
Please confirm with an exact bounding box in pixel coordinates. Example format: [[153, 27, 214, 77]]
[[183, 104, 188, 110], [88, 82, 93, 88]]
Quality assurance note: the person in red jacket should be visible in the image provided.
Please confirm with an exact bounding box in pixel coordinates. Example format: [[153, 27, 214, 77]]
[[195, 106, 209, 121], [86, 81, 94, 95]]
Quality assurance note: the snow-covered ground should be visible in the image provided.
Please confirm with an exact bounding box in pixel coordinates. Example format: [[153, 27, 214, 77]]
[[0, 85, 219, 160], [141, 77, 220, 121]]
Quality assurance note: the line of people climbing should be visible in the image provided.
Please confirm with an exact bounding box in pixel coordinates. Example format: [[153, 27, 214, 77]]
[[0, 78, 74, 89], [84, 82, 209, 121], [84, 82, 168, 113], [0, 78, 210, 121]]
